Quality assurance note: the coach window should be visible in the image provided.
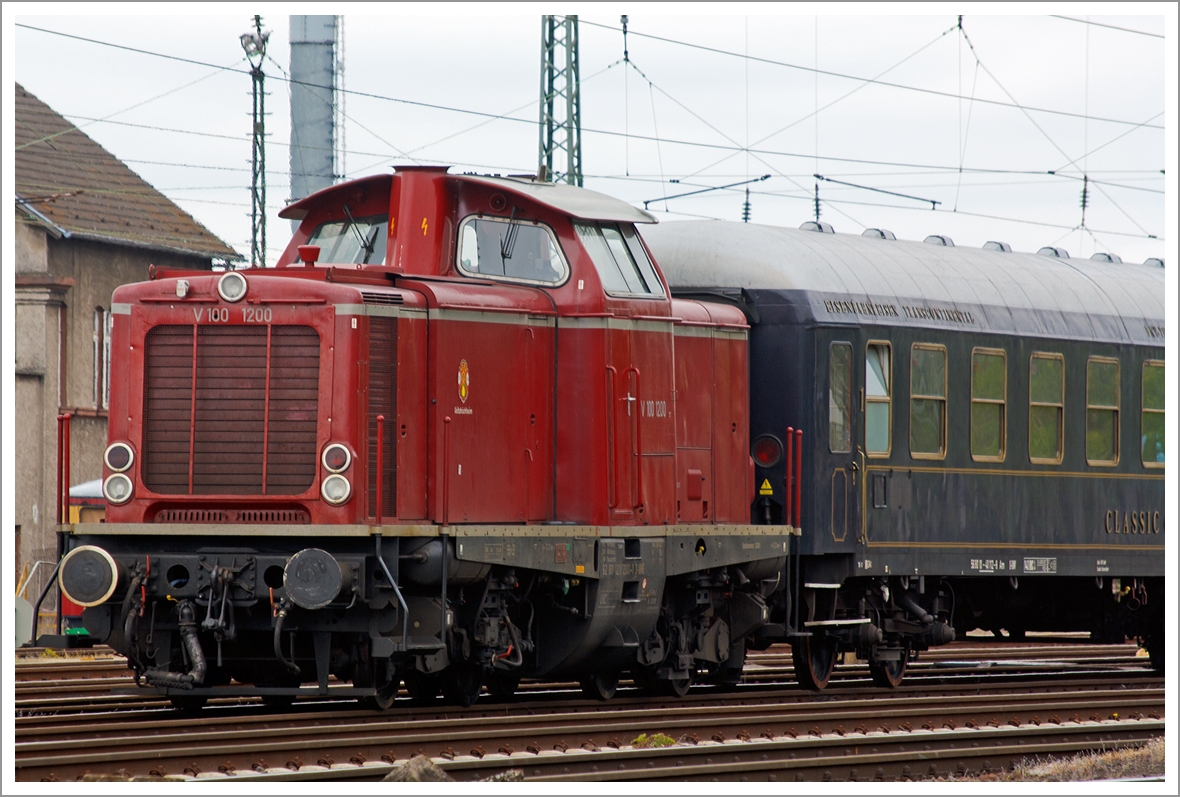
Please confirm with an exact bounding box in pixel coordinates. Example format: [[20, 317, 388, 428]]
[[829, 342, 852, 453], [1029, 352, 1065, 464], [458, 216, 568, 284], [865, 342, 891, 456], [910, 343, 947, 459], [970, 348, 1006, 462], [1086, 357, 1120, 466], [573, 221, 665, 298], [1141, 360, 1165, 467]]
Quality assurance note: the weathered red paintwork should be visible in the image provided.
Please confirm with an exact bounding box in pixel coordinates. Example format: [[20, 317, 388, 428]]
[[106, 168, 751, 529]]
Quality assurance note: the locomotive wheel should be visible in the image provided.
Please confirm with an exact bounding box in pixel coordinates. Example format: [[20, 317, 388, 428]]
[[868, 655, 907, 688], [361, 662, 399, 711], [791, 635, 838, 691], [403, 670, 441, 702], [169, 695, 208, 713], [442, 663, 483, 707], [580, 671, 619, 701], [663, 670, 693, 697]]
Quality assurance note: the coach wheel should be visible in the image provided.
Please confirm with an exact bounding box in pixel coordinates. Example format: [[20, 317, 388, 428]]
[[442, 662, 483, 707], [580, 671, 619, 701], [486, 672, 521, 700], [403, 670, 441, 702], [868, 654, 907, 688], [792, 634, 838, 690], [169, 695, 208, 713], [361, 660, 399, 711], [663, 669, 694, 697], [261, 694, 296, 710]]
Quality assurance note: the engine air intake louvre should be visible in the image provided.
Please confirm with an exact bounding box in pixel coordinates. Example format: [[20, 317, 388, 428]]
[[361, 292, 404, 305], [368, 316, 397, 517], [154, 508, 311, 524], [142, 325, 320, 496]]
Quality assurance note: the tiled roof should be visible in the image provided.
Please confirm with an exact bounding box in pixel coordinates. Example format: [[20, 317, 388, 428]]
[[15, 83, 240, 260]]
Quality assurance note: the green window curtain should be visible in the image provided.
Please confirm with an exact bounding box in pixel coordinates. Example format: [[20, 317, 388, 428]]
[[1086, 359, 1119, 464], [910, 346, 946, 456], [1029, 355, 1063, 462], [829, 343, 852, 453], [971, 351, 1005, 459], [1142, 362, 1165, 465]]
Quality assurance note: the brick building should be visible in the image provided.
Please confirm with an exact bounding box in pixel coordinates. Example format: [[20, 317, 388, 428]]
[[14, 83, 240, 613]]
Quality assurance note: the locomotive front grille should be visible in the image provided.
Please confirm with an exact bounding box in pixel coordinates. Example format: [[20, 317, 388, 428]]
[[142, 324, 320, 495]]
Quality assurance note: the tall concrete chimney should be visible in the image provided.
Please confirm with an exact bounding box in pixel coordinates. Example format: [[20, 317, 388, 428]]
[[289, 15, 337, 230]]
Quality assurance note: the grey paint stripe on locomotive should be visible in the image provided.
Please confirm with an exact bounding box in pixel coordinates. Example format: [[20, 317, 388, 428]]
[[70, 522, 796, 538], [560, 316, 675, 333], [111, 303, 131, 315], [432, 308, 556, 327], [673, 325, 749, 340], [334, 303, 400, 318]]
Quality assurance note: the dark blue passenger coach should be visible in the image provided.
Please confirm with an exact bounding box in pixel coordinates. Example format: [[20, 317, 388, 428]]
[[646, 220, 1164, 688]]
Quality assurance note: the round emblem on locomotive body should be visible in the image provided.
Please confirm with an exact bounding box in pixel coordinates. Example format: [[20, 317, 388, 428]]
[[458, 359, 470, 403]]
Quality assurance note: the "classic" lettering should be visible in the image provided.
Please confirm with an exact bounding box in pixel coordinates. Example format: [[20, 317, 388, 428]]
[[1105, 510, 1160, 534]]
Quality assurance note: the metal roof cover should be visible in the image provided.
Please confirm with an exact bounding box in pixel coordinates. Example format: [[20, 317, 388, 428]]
[[642, 220, 1163, 345], [456, 175, 658, 224]]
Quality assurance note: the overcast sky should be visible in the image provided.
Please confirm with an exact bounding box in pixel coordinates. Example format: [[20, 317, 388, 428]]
[[8, 4, 1177, 267]]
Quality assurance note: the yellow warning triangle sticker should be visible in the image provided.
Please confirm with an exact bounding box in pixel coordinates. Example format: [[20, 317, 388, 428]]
[[759, 478, 774, 496]]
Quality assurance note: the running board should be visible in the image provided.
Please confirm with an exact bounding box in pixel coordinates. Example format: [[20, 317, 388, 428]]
[[804, 618, 871, 628]]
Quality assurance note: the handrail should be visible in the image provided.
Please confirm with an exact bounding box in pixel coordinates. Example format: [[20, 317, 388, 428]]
[[794, 429, 803, 527], [442, 416, 452, 527], [605, 366, 618, 509], [374, 534, 409, 652], [628, 365, 643, 510], [57, 414, 71, 524], [375, 415, 385, 524], [785, 427, 794, 528]]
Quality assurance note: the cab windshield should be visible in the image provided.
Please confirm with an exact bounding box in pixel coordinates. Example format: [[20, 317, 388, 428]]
[[306, 213, 388, 265]]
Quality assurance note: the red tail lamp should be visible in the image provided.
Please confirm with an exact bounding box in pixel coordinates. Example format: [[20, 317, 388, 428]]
[[751, 434, 783, 468]]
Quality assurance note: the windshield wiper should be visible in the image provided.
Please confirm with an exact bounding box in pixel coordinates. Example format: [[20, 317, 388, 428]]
[[342, 204, 377, 263], [499, 206, 521, 263]]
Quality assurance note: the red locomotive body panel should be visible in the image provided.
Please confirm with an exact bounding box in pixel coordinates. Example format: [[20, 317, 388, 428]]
[[104, 168, 752, 530]]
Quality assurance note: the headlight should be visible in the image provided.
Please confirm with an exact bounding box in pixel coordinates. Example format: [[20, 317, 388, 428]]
[[103, 473, 134, 504], [321, 443, 351, 473], [321, 474, 351, 505], [217, 271, 248, 302], [104, 442, 134, 473], [751, 434, 784, 468]]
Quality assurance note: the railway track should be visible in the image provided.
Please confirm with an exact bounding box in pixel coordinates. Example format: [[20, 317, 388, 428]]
[[14, 640, 1152, 715], [18, 679, 1163, 781]]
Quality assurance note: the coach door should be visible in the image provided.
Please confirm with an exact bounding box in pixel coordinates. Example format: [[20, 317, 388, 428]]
[[821, 333, 859, 546]]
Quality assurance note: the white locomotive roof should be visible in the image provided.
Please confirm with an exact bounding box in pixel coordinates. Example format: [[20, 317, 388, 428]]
[[458, 175, 658, 225], [643, 220, 1164, 345]]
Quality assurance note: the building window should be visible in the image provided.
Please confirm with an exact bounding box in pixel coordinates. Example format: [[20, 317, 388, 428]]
[[93, 307, 111, 410], [1141, 360, 1165, 467], [828, 342, 852, 453], [910, 343, 947, 459], [1086, 357, 1120, 466], [865, 341, 891, 456], [971, 348, 1006, 461], [1029, 352, 1064, 464]]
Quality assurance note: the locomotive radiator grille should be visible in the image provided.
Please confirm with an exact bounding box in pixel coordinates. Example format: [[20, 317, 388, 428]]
[[368, 316, 397, 517], [142, 324, 320, 496]]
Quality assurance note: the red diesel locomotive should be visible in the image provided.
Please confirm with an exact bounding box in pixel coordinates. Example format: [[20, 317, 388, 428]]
[[55, 167, 797, 708]]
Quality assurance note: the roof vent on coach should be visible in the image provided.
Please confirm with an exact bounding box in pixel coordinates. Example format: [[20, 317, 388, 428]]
[[1037, 246, 1070, 259], [1143, 258, 1164, 268], [1089, 252, 1123, 264], [923, 235, 954, 246], [983, 241, 1012, 252], [861, 228, 896, 240], [800, 221, 835, 234]]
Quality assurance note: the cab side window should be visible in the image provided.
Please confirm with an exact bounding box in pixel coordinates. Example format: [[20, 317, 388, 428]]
[[1141, 360, 1165, 467], [457, 216, 568, 284], [573, 222, 664, 298]]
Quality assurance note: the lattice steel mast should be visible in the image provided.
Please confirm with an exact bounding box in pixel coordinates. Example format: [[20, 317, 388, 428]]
[[538, 16, 582, 186], [241, 16, 270, 267]]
